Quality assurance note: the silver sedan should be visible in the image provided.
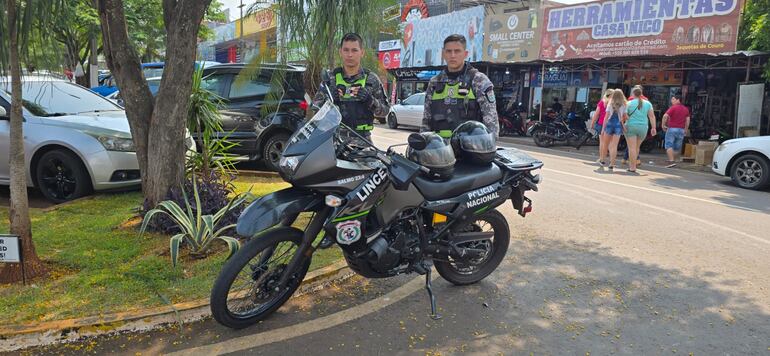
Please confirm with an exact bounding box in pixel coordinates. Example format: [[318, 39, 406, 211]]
[[387, 92, 425, 130], [0, 75, 191, 203]]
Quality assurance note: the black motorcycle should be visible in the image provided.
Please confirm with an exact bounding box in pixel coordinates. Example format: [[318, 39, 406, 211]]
[[528, 115, 583, 148], [209, 79, 543, 329]]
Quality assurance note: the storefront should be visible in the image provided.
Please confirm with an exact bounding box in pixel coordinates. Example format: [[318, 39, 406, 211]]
[[533, 52, 769, 138], [533, 0, 769, 137]]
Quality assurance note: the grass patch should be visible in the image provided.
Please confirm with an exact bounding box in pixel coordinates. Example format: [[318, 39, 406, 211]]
[[0, 177, 341, 325]]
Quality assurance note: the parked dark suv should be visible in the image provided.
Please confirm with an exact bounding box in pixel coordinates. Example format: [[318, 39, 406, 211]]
[[199, 63, 309, 170]]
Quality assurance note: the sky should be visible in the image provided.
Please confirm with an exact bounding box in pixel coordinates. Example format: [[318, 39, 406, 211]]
[[218, 0, 275, 22]]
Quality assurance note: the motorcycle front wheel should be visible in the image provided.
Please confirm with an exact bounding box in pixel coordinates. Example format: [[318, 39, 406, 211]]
[[435, 209, 510, 286], [532, 129, 553, 147], [210, 227, 311, 329]]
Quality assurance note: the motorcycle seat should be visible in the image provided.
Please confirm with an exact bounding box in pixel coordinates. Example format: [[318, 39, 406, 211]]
[[414, 162, 502, 201]]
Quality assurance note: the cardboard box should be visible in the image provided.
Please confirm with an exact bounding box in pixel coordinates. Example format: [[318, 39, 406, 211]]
[[695, 145, 716, 166], [683, 143, 697, 158]]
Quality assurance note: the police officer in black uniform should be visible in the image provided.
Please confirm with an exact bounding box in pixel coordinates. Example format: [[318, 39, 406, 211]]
[[316, 33, 389, 248], [314, 32, 390, 147], [422, 34, 499, 140]]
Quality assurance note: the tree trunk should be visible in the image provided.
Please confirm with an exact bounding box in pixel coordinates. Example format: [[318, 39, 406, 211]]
[[325, 1, 336, 70], [0, 0, 48, 284], [97, 0, 211, 207], [96, 0, 153, 196]]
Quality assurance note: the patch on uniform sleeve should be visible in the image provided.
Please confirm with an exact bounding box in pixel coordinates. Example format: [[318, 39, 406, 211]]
[[485, 88, 496, 103]]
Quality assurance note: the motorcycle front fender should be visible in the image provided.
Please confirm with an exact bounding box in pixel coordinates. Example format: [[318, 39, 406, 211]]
[[236, 188, 323, 237]]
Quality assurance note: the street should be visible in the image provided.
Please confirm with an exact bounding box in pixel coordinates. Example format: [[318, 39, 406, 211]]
[[18, 126, 770, 355]]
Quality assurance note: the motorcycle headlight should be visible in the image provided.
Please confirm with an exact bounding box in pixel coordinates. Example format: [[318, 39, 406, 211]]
[[279, 156, 300, 174], [94, 135, 136, 152]]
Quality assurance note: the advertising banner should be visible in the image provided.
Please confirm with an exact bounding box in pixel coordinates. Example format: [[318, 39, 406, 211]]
[[378, 50, 402, 69], [540, 0, 743, 60], [622, 70, 683, 85], [483, 9, 541, 62], [379, 40, 401, 52], [400, 6, 485, 67], [531, 69, 604, 87]]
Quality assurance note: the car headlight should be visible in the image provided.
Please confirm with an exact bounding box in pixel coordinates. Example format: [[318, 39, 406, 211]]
[[279, 156, 300, 174], [95, 135, 136, 152]]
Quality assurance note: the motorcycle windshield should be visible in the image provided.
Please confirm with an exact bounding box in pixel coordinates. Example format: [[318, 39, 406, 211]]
[[283, 101, 341, 156]]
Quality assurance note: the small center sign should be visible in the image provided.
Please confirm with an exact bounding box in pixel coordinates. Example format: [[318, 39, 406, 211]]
[[0, 235, 21, 263]]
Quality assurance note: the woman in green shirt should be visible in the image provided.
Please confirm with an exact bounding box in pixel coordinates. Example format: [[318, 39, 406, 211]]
[[624, 87, 657, 173]]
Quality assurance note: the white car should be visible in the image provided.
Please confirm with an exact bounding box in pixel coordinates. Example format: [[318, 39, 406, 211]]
[[712, 135, 770, 190], [0, 75, 194, 203], [387, 92, 425, 129]]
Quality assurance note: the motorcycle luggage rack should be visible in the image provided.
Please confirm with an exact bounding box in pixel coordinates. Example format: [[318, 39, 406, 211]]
[[494, 148, 543, 170]]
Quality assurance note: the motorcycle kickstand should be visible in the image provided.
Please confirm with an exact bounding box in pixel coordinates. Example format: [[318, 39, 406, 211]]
[[424, 266, 441, 320]]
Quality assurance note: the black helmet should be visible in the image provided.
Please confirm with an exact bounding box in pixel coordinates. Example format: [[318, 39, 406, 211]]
[[451, 121, 496, 164], [406, 132, 456, 181]]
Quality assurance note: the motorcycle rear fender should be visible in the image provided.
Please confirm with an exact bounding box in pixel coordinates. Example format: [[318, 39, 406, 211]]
[[236, 188, 323, 237], [510, 187, 532, 217]]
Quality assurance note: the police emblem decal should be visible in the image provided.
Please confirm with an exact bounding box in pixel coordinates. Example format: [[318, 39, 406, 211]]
[[335, 220, 362, 245]]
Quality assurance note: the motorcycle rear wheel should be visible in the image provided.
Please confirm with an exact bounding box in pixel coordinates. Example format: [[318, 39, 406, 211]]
[[210, 227, 311, 329], [435, 209, 510, 286]]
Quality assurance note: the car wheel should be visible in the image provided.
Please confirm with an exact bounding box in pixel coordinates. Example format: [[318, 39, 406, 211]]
[[262, 133, 290, 172], [35, 150, 92, 203], [387, 113, 398, 129], [730, 154, 770, 190]]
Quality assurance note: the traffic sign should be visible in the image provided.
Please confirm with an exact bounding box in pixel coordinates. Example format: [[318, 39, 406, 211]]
[[0, 235, 21, 263]]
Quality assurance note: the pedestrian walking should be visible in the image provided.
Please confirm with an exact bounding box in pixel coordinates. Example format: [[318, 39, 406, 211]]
[[624, 86, 657, 173], [661, 92, 690, 167], [589, 89, 613, 166], [602, 89, 628, 170], [623, 85, 649, 166]]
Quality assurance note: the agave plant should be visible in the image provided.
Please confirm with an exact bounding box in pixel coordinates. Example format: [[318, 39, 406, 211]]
[[140, 177, 250, 267]]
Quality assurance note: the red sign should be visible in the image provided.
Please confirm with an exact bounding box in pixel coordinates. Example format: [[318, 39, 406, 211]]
[[378, 50, 401, 69], [402, 0, 429, 22], [540, 0, 743, 60]]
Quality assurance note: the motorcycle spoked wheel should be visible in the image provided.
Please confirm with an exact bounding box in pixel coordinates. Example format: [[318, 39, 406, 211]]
[[210, 227, 311, 329], [533, 129, 553, 147], [435, 209, 511, 286]]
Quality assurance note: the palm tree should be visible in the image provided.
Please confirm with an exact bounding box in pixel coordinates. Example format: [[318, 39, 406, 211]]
[[0, 0, 62, 283], [269, 0, 398, 96]]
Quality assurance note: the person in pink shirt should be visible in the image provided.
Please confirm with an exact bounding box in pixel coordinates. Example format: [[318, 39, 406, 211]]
[[589, 89, 614, 165]]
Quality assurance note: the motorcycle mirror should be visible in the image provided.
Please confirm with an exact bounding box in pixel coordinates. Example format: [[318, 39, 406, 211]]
[[407, 133, 428, 151], [320, 69, 330, 83]]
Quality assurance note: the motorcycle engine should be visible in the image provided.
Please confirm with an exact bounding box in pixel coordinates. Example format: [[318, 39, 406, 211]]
[[345, 210, 422, 278]]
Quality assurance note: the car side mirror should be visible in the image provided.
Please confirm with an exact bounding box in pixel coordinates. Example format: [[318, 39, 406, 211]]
[[397, 99, 402, 104], [408, 133, 427, 150]]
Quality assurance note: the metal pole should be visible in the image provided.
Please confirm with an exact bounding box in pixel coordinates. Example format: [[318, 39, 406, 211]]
[[19, 237, 26, 286], [745, 58, 751, 82], [539, 63, 545, 121], [239, 0, 245, 61]]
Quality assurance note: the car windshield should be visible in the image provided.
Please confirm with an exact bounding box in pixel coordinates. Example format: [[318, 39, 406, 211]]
[[2, 80, 120, 116], [143, 67, 164, 78]]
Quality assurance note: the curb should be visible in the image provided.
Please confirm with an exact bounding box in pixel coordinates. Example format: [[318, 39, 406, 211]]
[[497, 136, 717, 177], [236, 170, 280, 178], [0, 260, 354, 352]]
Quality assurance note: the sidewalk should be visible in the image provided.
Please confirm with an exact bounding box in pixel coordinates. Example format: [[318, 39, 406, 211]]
[[498, 135, 714, 174]]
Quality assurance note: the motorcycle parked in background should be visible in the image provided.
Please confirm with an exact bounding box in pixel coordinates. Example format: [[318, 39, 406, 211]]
[[499, 102, 527, 137], [528, 113, 583, 147]]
